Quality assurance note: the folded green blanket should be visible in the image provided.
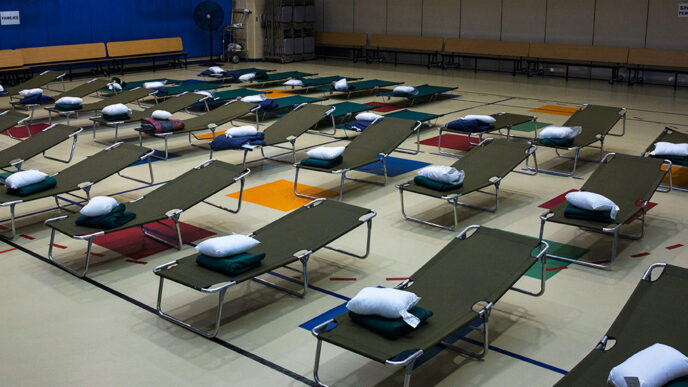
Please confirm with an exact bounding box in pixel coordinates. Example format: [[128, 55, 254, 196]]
[[0, 171, 15, 184], [414, 175, 463, 191], [75, 203, 136, 229], [667, 376, 688, 386], [300, 156, 343, 169], [540, 138, 574, 147], [196, 252, 266, 276], [564, 204, 614, 223], [102, 112, 131, 122], [7, 176, 57, 196], [651, 154, 688, 167], [349, 306, 433, 339], [54, 103, 82, 111]]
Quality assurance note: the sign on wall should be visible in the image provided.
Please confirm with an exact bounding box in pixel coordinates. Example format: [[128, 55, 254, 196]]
[[680, 3, 688, 17], [0, 11, 20, 25]]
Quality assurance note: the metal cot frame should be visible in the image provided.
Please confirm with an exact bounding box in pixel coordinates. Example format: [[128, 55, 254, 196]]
[[524, 105, 627, 178], [0, 110, 32, 140], [437, 113, 539, 157], [293, 119, 422, 200], [311, 225, 549, 387], [1, 141, 153, 240], [138, 101, 262, 160], [537, 153, 672, 270], [153, 198, 376, 338], [398, 142, 538, 230], [240, 103, 337, 167], [44, 159, 248, 278]]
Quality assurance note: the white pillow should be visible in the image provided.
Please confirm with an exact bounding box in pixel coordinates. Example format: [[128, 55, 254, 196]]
[[566, 191, 619, 220], [208, 66, 224, 74], [464, 114, 497, 124], [284, 79, 304, 87], [355, 112, 383, 122], [650, 142, 688, 157], [80, 196, 118, 217], [241, 94, 267, 103], [608, 344, 688, 387], [55, 96, 83, 105], [334, 78, 348, 91], [143, 81, 166, 89], [101, 103, 130, 116], [195, 234, 260, 258], [195, 90, 213, 97], [151, 110, 172, 120], [347, 287, 421, 327], [418, 165, 465, 184], [0, 85, 4, 92], [226, 125, 258, 137], [538, 125, 582, 139], [19, 88, 43, 97], [5, 169, 47, 189], [239, 73, 256, 82], [394, 86, 416, 94], [107, 82, 122, 91], [306, 146, 345, 160]]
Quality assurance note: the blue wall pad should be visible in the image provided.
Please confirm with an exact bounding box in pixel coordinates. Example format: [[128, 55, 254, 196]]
[[131, 150, 180, 166], [355, 156, 430, 177], [0, 0, 232, 58]]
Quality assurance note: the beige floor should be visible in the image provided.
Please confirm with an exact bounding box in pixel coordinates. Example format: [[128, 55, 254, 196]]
[[0, 60, 687, 387]]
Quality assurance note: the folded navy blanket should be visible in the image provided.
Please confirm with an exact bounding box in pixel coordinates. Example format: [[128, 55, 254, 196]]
[[344, 120, 373, 131], [210, 132, 266, 150], [257, 98, 278, 110], [563, 204, 614, 223], [19, 94, 54, 105], [445, 119, 494, 133], [75, 203, 136, 229], [199, 69, 218, 77], [103, 113, 131, 122], [7, 176, 57, 196]]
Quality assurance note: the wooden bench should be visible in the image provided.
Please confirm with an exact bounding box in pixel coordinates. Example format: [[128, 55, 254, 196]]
[[527, 42, 629, 83], [0, 49, 30, 86], [368, 34, 444, 67], [443, 38, 530, 74], [18, 43, 109, 80], [628, 48, 688, 89], [314, 32, 367, 62], [106, 37, 187, 74]]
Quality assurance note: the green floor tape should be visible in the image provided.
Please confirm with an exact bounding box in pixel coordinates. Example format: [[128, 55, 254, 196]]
[[510, 121, 550, 133]]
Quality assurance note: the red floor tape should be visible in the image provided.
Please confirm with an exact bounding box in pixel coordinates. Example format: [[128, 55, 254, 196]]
[[538, 189, 578, 209], [630, 252, 650, 258], [386, 277, 408, 281], [545, 266, 568, 272], [329, 277, 357, 281], [419, 133, 477, 152], [666, 244, 684, 250], [363, 102, 403, 113], [93, 219, 215, 260], [3, 123, 50, 139], [0, 248, 17, 254]]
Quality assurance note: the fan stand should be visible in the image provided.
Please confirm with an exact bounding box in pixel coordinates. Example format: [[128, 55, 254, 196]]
[[204, 13, 216, 66]]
